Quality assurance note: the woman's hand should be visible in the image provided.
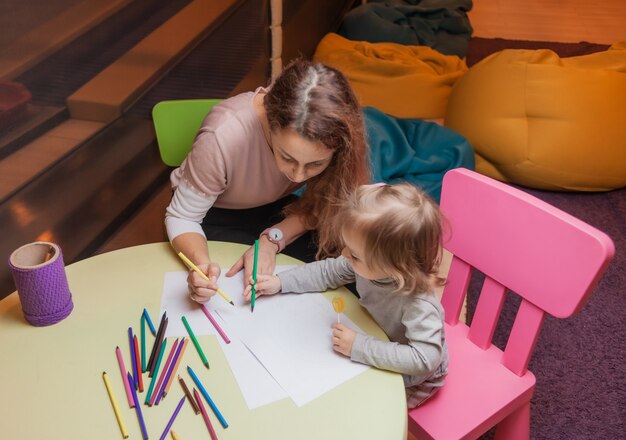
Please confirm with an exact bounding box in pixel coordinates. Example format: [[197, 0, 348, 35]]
[[226, 237, 278, 292], [331, 323, 356, 357], [187, 262, 221, 303], [242, 274, 281, 302]]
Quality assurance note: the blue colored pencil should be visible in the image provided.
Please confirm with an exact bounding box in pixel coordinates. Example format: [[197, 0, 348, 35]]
[[187, 365, 228, 428], [143, 308, 157, 335], [159, 395, 186, 440], [128, 327, 138, 389], [141, 314, 147, 372], [128, 372, 149, 440]]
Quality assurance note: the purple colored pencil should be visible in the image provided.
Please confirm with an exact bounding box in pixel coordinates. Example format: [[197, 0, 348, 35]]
[[128, 372, 149, 440], [159, 395, 186, 440], [128, 327, 138, 389], [149, 338, 179, 406], [155, 336, 186, 405]]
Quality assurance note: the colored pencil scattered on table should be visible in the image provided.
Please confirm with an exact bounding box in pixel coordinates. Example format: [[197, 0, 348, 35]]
[[133, 334, 143, 392], [143, 308, 157, 336], [141, 314, 147, 372], [145, 338, 167, 404], [163, 339, 189, 398], [150, 314, 169, 377], [177, 252, 235, 305], [187, 365, 228, 428], [128, 328, 138, 389], [182, 315, 209, 369], [102, 372, 129, 439], [159, 395, 186, 440], [178, 375, 200, 414], [115, 346, 135, 408], [152, 338, 180, 406], [171, 431, 180, 440], [148, 312, 167, 374], [200, 304, 231, 344], [194, 388, 219, 440], [128, 372, 149, 440], [251, 239, 259, 312]]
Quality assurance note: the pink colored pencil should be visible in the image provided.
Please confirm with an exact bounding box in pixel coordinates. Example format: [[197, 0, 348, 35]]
[[194, 388, 219, 440], [115, 346, 135, 408], [149, 338, 179, 406], [155, 338, 186, 405], [163, 338, 189, 397], [200, 304, 231, 344]]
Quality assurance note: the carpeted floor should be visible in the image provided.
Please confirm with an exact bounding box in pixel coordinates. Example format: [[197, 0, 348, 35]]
[[465, 37, 626, 440]]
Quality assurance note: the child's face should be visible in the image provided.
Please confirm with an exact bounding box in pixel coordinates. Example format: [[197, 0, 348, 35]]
[[341, 228, 388, 281]]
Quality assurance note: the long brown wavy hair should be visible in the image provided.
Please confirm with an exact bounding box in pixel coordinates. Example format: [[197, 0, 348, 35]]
[[264, 59, 370, 258]]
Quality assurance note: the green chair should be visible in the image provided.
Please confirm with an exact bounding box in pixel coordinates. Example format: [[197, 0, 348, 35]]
[[152, 99, 222, 166]]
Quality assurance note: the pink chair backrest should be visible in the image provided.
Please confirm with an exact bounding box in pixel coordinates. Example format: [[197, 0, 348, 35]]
[[439, 169, 614, 375]]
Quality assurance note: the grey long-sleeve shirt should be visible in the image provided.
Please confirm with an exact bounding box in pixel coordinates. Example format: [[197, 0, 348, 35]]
[[278, 256, 448, 388]]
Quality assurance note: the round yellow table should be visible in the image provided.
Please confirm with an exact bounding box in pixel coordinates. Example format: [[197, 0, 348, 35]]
[[0, 242, 406, 439]]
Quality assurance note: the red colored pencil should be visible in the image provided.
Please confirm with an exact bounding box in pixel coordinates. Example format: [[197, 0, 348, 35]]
[[133, 335, 143, 392]]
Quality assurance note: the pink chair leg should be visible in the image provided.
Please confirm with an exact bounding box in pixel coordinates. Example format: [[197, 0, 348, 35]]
[[494, 402, 530, 440]]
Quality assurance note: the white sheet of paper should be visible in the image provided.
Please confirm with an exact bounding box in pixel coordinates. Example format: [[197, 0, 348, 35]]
[[160, 266, 369, 408], [215, 275, 369, 407], [160, 271, 288, 409]]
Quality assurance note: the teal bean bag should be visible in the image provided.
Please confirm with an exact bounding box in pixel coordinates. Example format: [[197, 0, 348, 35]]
[[363, 106, 474, 202]]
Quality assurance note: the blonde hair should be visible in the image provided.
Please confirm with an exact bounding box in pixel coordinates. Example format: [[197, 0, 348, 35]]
[[337, 183, 445, 295]]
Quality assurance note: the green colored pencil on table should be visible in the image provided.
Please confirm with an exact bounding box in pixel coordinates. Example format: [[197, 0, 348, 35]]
[[251, 239, 259, 313], [182, 315, 209, 369], [145, 339, 167, 404]]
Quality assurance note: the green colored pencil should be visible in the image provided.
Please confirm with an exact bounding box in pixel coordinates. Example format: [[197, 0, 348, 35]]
[[251, 239, 259, 312], [182, 315, 209, 369], [145, 339, 167, 404], [141, 314, 146, 372]]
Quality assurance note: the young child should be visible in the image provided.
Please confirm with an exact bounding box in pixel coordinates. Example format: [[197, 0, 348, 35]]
[[244, 182, 448, 408]]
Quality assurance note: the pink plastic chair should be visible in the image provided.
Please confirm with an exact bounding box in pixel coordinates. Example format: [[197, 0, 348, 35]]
[[408, 168, 614, 439]]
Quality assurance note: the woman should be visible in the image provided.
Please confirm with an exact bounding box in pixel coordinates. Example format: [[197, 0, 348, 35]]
[[165, 59, 369, 302]]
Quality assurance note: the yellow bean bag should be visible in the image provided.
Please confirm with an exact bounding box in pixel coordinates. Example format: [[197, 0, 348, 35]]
[[313, 33, 468, 119], [444, 43, 626, 191]]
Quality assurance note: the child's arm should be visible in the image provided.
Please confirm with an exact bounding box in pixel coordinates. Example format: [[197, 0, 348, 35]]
[[278, 256, 356, 294], [348, 300, 445, 382], [242, 274, 281, 302]]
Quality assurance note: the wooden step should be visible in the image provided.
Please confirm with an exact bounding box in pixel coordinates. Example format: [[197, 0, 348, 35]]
[[0, 116, 168, 299], [67, 0, 240, 123], [0, 0, 132, 80]]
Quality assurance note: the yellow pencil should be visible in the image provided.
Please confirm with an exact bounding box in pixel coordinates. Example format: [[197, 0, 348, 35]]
[[177, 252, 234, 305], [171, 430, 181, 440], [102, 371, 129, 439]]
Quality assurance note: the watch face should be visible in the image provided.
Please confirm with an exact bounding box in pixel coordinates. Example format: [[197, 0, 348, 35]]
[[269, 228, 283, 241]]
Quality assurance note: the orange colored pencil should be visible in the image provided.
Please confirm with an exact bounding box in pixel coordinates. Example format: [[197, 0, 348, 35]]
[[163, 338, 189, 397]]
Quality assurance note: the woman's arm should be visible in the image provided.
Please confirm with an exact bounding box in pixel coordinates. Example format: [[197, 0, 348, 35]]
[[225, 213, 308, 287]]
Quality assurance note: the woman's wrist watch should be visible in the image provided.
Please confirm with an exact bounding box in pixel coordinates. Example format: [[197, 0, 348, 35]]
[[260, 227, 286, 253]]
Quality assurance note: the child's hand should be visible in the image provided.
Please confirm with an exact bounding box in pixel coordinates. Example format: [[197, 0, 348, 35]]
[[187, 262, 222, 303], [331, 323, 356, 357], [242, 274, 281, 302]]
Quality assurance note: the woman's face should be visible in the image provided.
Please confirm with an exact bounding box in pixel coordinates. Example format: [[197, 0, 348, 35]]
[[270, 128, 334, 183]]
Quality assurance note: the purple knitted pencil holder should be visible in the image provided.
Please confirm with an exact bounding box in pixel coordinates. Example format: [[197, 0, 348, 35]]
[[8, 241, 74, 326]]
